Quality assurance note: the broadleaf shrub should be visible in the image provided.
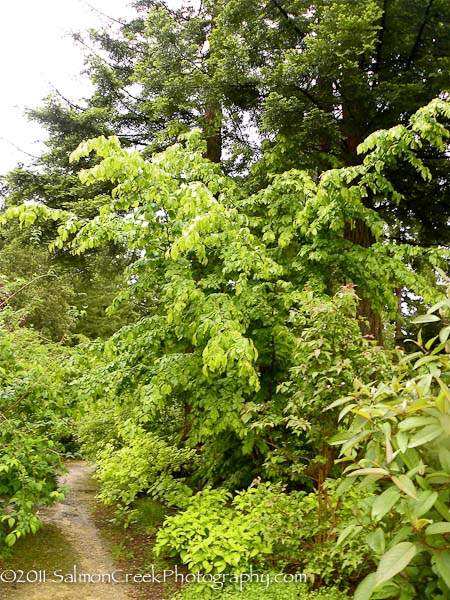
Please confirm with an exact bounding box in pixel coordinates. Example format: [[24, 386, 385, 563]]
[[333, 302, 450, 599], [172, 581, 350, 600], [95, 428, 196, 515], [0, 320, 70, 555], [155, 480, 370, 587]]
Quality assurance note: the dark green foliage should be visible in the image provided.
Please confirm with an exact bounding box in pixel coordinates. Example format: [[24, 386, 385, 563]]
[[0, 94, 137, 341]]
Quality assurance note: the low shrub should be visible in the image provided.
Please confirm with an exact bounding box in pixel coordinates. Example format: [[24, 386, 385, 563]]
[[155, 480, 370, 588], [172, 580, 350, 600], [95, 427, 196, 518], [0, 325, 69, 555]]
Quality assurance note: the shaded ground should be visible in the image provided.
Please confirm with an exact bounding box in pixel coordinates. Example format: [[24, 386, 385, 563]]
[[0, 461, 176, 600], [91, 489, 183, 600]]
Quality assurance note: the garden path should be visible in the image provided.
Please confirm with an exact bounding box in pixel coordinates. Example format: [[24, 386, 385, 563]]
[[0, 461, 132, 600]]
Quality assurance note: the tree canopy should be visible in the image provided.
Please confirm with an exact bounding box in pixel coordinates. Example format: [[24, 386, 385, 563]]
[[2, 0, 449, 339]]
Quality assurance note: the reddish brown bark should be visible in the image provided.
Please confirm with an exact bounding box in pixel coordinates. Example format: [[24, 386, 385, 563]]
[[203, 107, 222, 164], [344, 218, 383, 343], [341, 97, 383, 343]]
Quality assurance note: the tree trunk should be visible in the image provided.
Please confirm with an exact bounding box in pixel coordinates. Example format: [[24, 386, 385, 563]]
[[201, 2, 223, 164], [203, 106, 222, 164], [344, 219, 383, 342], [341, 94, 383, 343]]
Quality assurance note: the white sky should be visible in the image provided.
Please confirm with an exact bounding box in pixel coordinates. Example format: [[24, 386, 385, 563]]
[[0, 0, 183, 176]]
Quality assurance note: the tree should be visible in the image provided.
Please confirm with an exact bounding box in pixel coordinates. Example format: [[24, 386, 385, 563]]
[[0, 97, 138, 340], [3, 1, 448, 339], [212, 0, 450, 337], [1, 3, 449, 591], [7, 98, 445, 493]]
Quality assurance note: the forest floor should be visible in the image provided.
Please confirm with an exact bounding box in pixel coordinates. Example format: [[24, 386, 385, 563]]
[[0, 461, 179, 600]]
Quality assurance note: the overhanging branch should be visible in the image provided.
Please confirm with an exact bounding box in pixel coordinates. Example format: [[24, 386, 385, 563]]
[[269, 0, 305, 39]]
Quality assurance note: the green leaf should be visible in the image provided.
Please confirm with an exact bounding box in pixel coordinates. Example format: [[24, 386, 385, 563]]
[[434, 498, 450, 522], [366, 528, 385, 555], [408, 425, 443, 448], [428, 300, 449, 314], [425, 336, 439, 350], [349, 468, 390, 477], [339, 403, 358, 420], [439, 413, 450, 435], [4, 533, 16, 547], [390, 525, 414, 547], [392, 475, 417, 499], [433, 550, 450, 590], [374, 542, 418, 588], [372, 487, 401, 521], [337, 523, 362, 546], [438, 446, 450, 472], [327, 396, 355, 410], [413, 491, 438, 518], [396, 431, 408, 454], [398, 416, 437, 431], [335, 477, 355, 497], [439, 325, 450, 344], [410, 314, 440, 324], [354, 572, 377, 600], [426, 522, 450, 535]]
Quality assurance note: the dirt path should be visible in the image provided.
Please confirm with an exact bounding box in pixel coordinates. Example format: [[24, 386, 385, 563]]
[[0, 461, 132, 600]]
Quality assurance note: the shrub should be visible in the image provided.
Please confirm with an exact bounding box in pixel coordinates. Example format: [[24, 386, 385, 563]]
[[332, 302, 450, 599], [0, 325, 69, 555], [155, 480, 370, 587], [172, 580, 350, 600], [95, 428, 196, 516]]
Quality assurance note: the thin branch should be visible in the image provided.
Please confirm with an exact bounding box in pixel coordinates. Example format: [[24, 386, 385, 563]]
[[48, 85, 86, 111], [406, 0, 435, 70], [3, 274, 59, 303], [296, 85, 324, 111], [82, 1, 127, 26], [73, 35, 146, 119], [269, 0, 306, 39], [0, 138, 41, 160]]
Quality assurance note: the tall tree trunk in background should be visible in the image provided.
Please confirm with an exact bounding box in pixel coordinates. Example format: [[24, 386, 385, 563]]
[[202, 1, 223, 164], [343, 128, 383, 343], [203, 105, 222, 163], [344, 218, 383, 343]]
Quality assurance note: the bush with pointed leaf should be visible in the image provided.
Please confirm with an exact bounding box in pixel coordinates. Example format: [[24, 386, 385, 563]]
[[332, 300, 450, 599]]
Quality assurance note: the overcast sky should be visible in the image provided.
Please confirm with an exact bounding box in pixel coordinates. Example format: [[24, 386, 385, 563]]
[[0, 1, 147, 176]]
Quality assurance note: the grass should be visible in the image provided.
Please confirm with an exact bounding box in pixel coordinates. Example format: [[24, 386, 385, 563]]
[[0, 523, 80, 575]]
